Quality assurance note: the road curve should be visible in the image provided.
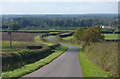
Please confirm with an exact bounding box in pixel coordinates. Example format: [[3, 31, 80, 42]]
[[21, 36, 83, 77]]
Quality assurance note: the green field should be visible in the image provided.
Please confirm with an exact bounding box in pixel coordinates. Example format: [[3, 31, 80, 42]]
[[104, 34, 119, 40], [2, 41, 22, 48], [1, 41, 42, 53]]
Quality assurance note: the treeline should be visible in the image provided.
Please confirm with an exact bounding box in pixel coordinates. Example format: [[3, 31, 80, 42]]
[[1, 14, 118, 29]]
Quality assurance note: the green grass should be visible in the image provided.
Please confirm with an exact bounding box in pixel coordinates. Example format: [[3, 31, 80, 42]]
[[78, 47, 109, 77], [54, 36, 110, 77], [2, 41, 29, 53], [114, 29, 120, 32], [1, 44, 68, 78], [63, 36, 74, 40], [1, 29, 74, 32], [104, 34, 119, 40], [100, 28, 114, 32], [84, 42, 118, 76], [34, 35, 53, 46], [1, 41, 41, 53], [2, 41, 22, 48], [59, 32, 71, 35], [49, 32, 59, 34]]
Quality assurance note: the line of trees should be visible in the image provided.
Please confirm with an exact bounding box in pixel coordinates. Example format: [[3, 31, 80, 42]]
[[1, 14, 118, 29]]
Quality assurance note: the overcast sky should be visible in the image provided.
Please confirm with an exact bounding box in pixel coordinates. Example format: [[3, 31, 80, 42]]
[[0, 0, 119, 14]]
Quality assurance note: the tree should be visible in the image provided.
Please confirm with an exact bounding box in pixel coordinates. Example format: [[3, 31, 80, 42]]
[[9, 19, 20, 31], [74, 26, 105, 50], [82, 26, 104, 44], [8, 19, 20, 48], [73, 27, 87, 40]]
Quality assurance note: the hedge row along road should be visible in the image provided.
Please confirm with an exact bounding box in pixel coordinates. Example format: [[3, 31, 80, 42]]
[[21, 36, 83, 77]]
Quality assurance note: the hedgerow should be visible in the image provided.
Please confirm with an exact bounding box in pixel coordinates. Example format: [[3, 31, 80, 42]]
[[2, 44, 60, 71]]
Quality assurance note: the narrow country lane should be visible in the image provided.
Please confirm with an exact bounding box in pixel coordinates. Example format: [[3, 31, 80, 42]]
[[21, 36, 83, 77]]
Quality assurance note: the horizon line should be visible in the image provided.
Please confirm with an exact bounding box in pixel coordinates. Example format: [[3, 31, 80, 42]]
[[0, 13, 118, 15]]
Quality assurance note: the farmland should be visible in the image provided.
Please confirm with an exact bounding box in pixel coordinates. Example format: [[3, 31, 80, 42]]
[[1, 31, 70, 78], [0, 3, 119, 78], [104, 34, 119, 40], [1, 32, 44, 53], [2, 32, 42, 42], [1, 29, 119, 78]]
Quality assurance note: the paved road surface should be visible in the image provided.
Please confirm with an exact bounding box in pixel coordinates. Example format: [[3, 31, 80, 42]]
[[21, 36, 83, 77]]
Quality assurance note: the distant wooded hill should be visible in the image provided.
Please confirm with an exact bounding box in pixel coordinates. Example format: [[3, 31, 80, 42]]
[[0, 14, 118, 30]]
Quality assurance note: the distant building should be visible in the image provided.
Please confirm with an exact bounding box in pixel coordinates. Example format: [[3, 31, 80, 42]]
[[100, 25, 111, 28]]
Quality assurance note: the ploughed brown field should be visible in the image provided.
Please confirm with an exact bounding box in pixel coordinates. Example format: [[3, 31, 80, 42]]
[[2, 32, 42, 42]]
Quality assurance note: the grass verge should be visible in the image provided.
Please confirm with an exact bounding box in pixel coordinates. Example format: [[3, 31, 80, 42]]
[[1, 44, 68, 79], [54, 36, 110, 77], [78, 47, 110, 77], [34, 35, 53, 46]]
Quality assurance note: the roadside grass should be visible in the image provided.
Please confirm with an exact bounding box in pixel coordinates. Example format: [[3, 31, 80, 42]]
[[49, 32, 59, 34], [44, 36, 57, 44], [54, 36, 110, 77], [59, 32, 71, 35], [84, 42, 119, 76], [104, 34, 119, 40], [34, 35, 53, 46], [63, 36, 74, 40], [78, 47, 110, 77], [1, 44, 68, 78]]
